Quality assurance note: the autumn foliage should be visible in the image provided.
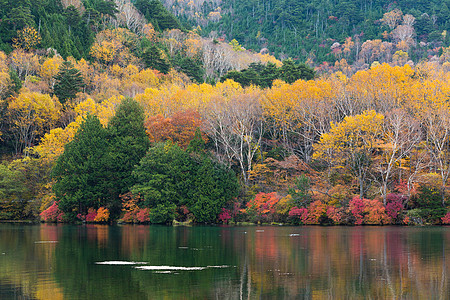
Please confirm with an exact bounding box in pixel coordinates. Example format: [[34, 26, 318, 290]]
[[2, 20, 450, 225], [40, 202, 65, 223], [144, 109, 206, 149]]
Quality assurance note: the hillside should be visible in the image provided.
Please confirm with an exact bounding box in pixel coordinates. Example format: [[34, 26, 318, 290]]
[[163, 0, 450, 65]]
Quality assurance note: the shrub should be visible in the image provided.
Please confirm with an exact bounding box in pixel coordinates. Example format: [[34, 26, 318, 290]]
[[288, 207, 308, 225], [246, 192, 280, 222], [306, 200, 328, 224], [410, 186, 446, 223], [349, 197, 365, 225], [363, 199, 390, 225], [406, 209, 424, 225], [94, 207, 110, 223], [349, 197, 390, 225], [120, 192, 141, 223], [442, 212, 450, 224], [386, 194, 405, 223], [326, 206, 346, 224], [274, 195, 295, 222], [218, 208, 232, 224], [40, 202, 64, 222], [149, 203, 176, 224], [121, 210, 138, 223], [85, 208, 97, 222], [136, 208, 150, 223]]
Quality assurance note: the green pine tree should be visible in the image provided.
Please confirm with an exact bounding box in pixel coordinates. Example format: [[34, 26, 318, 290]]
[[106, 98, 150, 217], [53, 61, 85, 104], [52, 114, 110, 220]]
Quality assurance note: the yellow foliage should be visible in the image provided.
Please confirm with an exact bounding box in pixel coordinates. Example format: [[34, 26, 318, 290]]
[[12, 27, 41, 51], [33, 120, 81, 163], [40, 56, 64, 88], [314, 110, 384, 161], [7, 90, 61, 153], [89, 28, 140, 67]]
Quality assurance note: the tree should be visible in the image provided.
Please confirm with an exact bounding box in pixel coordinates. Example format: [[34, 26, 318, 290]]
[[142, 45, 171, 74], [187, 153, 240, 223], [0, 164, 29, 219], [279, 59, 315, 83], [381, 9, 403, 30], [314, 110, 384, 199], [53, 61, 85, 104], [131, 142, 192, 223], [144, 109, 206, 149], [203, 91, 264, 185], [12, 26, 41, 50], [52, 114, 110, 219], [376, 109, 422, 205], [7, 91, 61, 155], [106, 97, 149, 216], [132, 142, 239, 223]]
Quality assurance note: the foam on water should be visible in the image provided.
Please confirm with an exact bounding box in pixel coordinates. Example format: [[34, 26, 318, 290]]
[[135, 266, 206, 271], [95, 261, 147, 265], [135, 265, 232, 271]]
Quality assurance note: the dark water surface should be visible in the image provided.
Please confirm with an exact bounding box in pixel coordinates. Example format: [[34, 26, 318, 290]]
[[0, 224, 449, 299]]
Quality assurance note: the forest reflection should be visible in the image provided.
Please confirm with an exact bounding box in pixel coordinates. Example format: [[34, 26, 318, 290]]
[[0, 225, 448, 299]]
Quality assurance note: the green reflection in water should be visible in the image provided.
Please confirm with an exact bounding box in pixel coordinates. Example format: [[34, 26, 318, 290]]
[[0, 224, 449, 299]]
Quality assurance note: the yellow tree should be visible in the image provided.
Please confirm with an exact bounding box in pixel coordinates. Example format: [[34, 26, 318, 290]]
[[0, 51, 11, 98], [32, 118, 82, 164], [262, 78, 337, 162], [314, 110, 384, 199], [8, 48, 40, 80], [12, 26, 41, 51], [39, 56, 64, 90], [89, 28, 140, 67], [7, 91, 61, 155]]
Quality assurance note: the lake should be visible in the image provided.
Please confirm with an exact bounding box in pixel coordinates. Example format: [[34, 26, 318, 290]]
[[0, 224, 449, 299]]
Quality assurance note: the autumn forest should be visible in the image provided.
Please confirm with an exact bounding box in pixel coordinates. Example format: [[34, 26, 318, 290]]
[[1, 0, 450, 226]]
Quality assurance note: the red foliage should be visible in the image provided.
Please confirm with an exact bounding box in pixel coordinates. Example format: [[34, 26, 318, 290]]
[[349, 197, 365, 225], [442, 212, 450, 224], [85, 208, 97, 222], [136, 208, 150, 223], [326, 206, 345, 224], [305, 200, 327, 224], [288, 207, 308, 224], [349, 197, 391, 225], [394, 180, 415, 196], [122, 211, 137, 223], [120, 192, 141, 223], [218, 208, 232, 224], [40, 201, 64, 222], [246, 192, 280, 216], [386, 194, 404, 221]]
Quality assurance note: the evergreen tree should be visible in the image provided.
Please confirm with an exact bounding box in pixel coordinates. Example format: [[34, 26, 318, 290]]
[[132, 142, 239, 224], [135, 0, 182, 31], [172, 55, 204, 83], [53, 61, 85, 104], [106, 98, 150, 217], [279, 59, 315, 84], [142, 45, 171, 74], [52, 114, 110, 220]]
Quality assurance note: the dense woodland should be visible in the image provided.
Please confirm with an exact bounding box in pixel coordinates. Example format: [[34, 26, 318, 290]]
[[1, 0, 450, 225], [167, 0, 450, 65]]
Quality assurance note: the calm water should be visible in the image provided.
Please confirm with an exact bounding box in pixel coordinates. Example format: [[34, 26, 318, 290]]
[[0, 224, 449, 299]]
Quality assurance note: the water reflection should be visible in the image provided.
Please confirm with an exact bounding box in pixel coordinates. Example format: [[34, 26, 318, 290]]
[[0, 224, 448, 299]]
